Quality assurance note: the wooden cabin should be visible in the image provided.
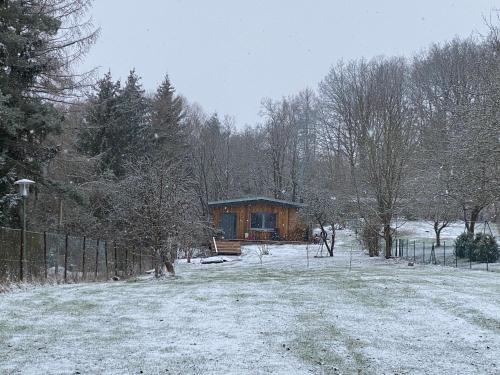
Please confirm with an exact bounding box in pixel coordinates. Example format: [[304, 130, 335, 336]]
[[208, 197, 305, 242]]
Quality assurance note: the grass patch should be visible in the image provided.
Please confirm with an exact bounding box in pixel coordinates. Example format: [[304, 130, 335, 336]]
[[291, 312, 370, 373]]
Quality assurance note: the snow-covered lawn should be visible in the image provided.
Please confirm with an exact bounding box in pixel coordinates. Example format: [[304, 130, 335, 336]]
[[1, 231, 499, 374], [395, 220, 499, 243]]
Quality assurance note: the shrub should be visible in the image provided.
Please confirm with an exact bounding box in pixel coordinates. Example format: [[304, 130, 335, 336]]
[[454, 232, 499, 262], [474, 233, 499, 262], [361, 221, 380, 257], [454, 232, 474, 258]]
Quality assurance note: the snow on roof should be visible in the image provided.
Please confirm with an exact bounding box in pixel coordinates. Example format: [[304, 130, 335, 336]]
[[208, 196, 304, 208]]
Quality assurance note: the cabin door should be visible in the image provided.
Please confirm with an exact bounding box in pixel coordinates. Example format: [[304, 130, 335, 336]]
[[221, 213, 237, 239]]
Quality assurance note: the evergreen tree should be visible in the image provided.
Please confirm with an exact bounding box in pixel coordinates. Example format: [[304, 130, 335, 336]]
[[111, 69, 149, 176], [0, 0, 96, 226], [149, 75, 186, 161], [78, 72, 121, 160], [78, 70, 148, 177]]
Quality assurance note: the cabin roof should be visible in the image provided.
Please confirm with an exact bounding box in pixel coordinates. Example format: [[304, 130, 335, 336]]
[[208, 196, 304, 208]]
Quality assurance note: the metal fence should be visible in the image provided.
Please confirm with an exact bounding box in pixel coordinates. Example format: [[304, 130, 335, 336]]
[[391, 238, 500, 272], [0, 227, 155, 284]]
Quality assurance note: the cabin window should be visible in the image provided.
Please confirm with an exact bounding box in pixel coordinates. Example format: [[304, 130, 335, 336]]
[[250, 212, 276, 231]]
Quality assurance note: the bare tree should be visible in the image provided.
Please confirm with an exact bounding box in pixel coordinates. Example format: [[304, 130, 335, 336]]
[[300, 186, 348, 257], [261, 98, 294, 200], [190, 112, 237, 212], [110, 158, 202, 276], [412, 38, 500, 234], [319, 58, 418, 258], [407, 171, 461, 246]]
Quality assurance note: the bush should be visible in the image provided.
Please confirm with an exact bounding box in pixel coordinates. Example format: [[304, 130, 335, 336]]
[[454, 232, 474, 258], [474, 234, 499, 262], [454, 232, 499, 262], [361, 221, 380, 257]]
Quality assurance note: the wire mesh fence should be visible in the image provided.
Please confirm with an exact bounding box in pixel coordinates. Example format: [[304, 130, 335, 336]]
[[0, 227, 156, 284], [391, 238, 500, 272]]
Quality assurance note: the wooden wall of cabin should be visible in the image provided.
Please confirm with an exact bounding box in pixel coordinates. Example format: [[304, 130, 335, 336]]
[[210, 203, 301, 240]]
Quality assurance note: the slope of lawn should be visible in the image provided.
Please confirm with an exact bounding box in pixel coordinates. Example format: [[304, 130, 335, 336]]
[[0, 229, 499, 374]]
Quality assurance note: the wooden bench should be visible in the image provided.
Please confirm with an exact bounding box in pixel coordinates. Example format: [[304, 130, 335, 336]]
[[213, 239, 241, 255]]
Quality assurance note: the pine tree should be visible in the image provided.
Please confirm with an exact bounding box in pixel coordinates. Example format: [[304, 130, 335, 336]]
[[0, 0, 96, 226], [111, 69, 149, 176], [78, 70, 148, 177], [149, 75, 186, 161], [78, 72, 121, 160]]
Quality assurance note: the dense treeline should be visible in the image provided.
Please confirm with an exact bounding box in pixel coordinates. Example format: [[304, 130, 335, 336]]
[[0, 0, 97, 226], [1, 1, 499, 265]]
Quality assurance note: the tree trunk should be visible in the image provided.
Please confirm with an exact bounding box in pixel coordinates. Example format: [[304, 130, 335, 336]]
[[465, 207, 480, 235], [331, 226, 336, 252], [154, 264, 159, 278], [318, 222, 333, 256], [164, 261, 175, 276], [434, 221, 441, 247], [384, 224, 392, 258]]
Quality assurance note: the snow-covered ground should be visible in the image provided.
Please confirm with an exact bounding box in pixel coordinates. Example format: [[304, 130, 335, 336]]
[[394, 221, 500, 270], [395, 220, 499, 242], [312, 220, 499, 243], [1, 229, 499, 374], [313, 220, 500, 270]]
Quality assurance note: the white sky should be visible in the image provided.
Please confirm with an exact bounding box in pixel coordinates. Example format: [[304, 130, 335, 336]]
[[79, 0, 499, 127]]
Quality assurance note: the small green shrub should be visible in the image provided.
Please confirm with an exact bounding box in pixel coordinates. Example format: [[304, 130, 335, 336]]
[[474, 233, 499, 262], [454, 232, 474, 258], [454, 232, 499, 262]]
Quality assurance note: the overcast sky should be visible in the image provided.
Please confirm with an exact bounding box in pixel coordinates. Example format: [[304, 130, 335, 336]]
[[79, 0, 499, 128]]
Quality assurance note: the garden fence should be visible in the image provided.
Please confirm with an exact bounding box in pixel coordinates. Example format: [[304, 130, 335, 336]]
[[391, 238, 499, 272], [0, 227, 156, 284]]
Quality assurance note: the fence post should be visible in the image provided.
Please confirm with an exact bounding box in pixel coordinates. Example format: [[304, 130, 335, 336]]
[[114, 241, 118, 277], [132, 249, 135, 274], [64, 233, 69, 283], [469, 246, 472, 269], [104, 240, 108, 280], [43, 231, 47, 280], [443, 241, 446, 266], [139, 248, 142, 274], [95, 239, 99, 280], [125, 247, 128, 276], [455, 244, 458, 268], [54, 238, 59, 282], [423, 242, 425, 264], [82, 236, 86, 280], [486, 254, 489, 272]]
